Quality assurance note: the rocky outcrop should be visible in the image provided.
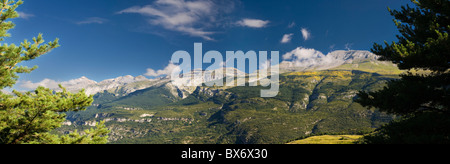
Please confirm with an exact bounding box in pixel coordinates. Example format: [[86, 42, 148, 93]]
[[84, 121, 97, 127], [140, 114, 154, 118], [156, 117, 194, 122], [62, 121, 72, 126], [95, 113, 115, 118], [103, 118, 152, 123]]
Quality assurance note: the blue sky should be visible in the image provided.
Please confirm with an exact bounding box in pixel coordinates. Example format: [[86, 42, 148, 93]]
[[9, 0, 412, 87]]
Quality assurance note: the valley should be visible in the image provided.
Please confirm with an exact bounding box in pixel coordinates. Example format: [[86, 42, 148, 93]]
[[55, 50, 400, 144]]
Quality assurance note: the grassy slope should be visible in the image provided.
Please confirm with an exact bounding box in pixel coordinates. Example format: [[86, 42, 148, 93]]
[[287, 135, 363, 144], [331, 61, 404, 75], [208, 70, 396, 144]]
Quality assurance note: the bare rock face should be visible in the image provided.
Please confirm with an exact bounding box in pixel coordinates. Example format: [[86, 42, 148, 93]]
[[58, 75, 164, 96]]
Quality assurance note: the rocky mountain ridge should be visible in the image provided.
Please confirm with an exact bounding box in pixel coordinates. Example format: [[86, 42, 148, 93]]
[[57, 50, 401, 144], [280, 50, 385, 72], [62, 50, 395, 100]]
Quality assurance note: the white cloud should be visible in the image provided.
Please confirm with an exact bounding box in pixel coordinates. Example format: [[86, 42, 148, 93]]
[[20, 79, 61, 90], [282, 47, 324, 61], [145, 62, 181, 77], [118, 0, 235, 40], [76, 17, 109, 25], [280, 47, 344, 70], [301, 28, 311, 41], [236, 18, 270, 28], [17, 11, 34, 19], [281, 33, 294, 43]]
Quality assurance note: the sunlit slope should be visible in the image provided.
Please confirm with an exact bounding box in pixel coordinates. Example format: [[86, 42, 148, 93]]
[[60, 69, 396, 144], [287, 135, 363, 144], [58, 50, 403, 144]]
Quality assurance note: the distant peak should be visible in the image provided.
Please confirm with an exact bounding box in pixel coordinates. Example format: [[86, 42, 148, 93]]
[[328, 50, 374, 55], [327, 50, 379, 62]]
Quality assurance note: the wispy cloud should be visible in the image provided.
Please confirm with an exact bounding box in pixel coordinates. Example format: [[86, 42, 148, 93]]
[[329, 44, 336, 51], [76, 17, 109, 25], [236, 18, 270, 28], [288, 22, 295, 28], [345, 43, 354, 50], [301, 28, 311, 41], [280, 33, 294, 43], [118, 0, 235, 40], [17, 11, 34, 19]]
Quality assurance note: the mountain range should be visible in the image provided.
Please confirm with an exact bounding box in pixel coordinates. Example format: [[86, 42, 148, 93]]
[[56, 50, 402, 144], [59, 50, 399, 97]]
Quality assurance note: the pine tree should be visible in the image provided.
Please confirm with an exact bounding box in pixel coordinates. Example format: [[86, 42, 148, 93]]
[[356, 0, 450, 143], [0, 0, 109, 144]]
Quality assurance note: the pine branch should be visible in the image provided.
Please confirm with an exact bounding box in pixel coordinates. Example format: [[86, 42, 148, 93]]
[[11, 105, 44, 144]]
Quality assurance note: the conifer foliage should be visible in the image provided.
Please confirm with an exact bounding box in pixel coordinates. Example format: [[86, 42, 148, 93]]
[[0, 0, 109, 144], [356, 0, 450, 143]]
